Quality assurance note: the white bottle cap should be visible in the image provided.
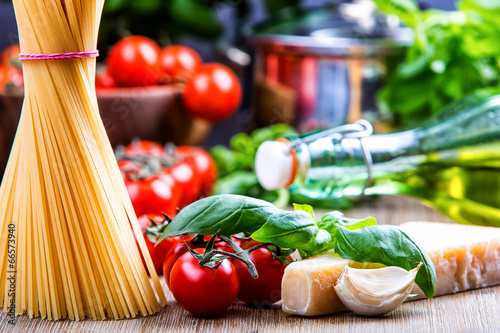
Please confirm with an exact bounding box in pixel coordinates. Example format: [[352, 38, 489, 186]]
[[255, 140, 295, 190]]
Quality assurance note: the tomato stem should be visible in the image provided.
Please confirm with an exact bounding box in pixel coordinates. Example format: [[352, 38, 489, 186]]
[[199, 250, 258, 279], [246, 242, 273, 253], [248, 242, 295, 264], [144, 216, 171, 238], [183, 232, 258, 278], [218, 235, 259, 279]]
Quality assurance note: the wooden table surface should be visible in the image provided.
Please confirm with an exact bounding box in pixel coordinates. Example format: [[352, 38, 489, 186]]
[[1, 196, 499, 333]]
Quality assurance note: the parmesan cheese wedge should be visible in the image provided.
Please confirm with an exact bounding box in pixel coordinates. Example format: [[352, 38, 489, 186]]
[[281, 222, 500, 316]]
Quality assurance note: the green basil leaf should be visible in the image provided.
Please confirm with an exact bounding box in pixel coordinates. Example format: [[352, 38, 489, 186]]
[[251, 216, 330, 257], [334, 225, 436, 299], [160, 195, 275, 239], [317, 211, 343, 230], [293, 203, 316, 221], [159, 195, 330, 256], [319, 211, 377, 235]]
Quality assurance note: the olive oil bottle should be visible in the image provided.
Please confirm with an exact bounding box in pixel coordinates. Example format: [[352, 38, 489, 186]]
[[255, 92, 500, 227]]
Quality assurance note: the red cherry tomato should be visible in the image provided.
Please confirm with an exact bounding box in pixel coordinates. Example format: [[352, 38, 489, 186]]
[[107, 36, 161, 87], [168, 158, 202, 207], [177, 146, 217, 197], [125, 140, 165, 157], [0, 44, 21, 69], [95, 71, 116, 89], [136, 214, 182, 274], [170, 248, 239, 316], [0, 65, 23, 91], [124, 173, 181, 217], [183, 63, 242, 122], [163, 235, 226, 287], [231, 241, 288, 308], [160, 45, 202, 80], [163, 241, 201, 287]]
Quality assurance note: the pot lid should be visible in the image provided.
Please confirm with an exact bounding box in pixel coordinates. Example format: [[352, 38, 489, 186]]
[[249, 1, 413, 57]]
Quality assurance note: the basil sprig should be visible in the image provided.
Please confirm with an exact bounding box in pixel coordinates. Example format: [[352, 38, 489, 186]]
[[159, 195, 331, 256], [160, 194, 436, 298]]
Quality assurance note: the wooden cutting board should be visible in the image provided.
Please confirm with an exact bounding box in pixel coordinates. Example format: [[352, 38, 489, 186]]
[[1, 196, 499, 333]]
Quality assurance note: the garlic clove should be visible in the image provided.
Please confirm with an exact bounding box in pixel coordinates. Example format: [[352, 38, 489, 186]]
[[334, 263, 422, 316]]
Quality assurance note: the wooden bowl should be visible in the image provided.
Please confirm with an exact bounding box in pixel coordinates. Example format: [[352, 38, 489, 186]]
[[0, 85, 212, 176]]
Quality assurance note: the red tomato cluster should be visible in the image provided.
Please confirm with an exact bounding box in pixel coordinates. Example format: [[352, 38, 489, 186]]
[[0, 44, 23, 92], [132, 213, 288, 317], [118, 140, 217, 218], [163, 237, 288, 317], [1, 39, 242, 122], [99, 36, 242, 122]]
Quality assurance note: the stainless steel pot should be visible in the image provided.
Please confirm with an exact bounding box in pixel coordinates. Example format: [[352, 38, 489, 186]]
[[249, 1, 413, 132]]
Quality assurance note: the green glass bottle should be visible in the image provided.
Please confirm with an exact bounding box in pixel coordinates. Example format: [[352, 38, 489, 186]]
[[255, 92, 500, 227]]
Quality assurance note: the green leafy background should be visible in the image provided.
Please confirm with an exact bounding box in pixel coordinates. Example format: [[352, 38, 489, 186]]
[[375, 0, 500, 127]]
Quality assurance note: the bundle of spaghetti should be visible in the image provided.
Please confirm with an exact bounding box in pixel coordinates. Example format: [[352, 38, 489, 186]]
[[0, 0, 166, 320]]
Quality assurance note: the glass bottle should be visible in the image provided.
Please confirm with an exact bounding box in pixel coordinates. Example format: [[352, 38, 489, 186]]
[[255, 92, 500, 227]]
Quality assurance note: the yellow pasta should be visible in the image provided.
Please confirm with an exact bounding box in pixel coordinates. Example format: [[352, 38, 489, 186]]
[[0, 0, 166, 320]]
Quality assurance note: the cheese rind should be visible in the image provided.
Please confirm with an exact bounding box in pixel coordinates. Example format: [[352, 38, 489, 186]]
[[281, 222, 500, 316], [401, 222, 500, 299]]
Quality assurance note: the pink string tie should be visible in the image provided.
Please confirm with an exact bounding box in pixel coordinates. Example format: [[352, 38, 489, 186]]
[[19, 50, 99, 61]]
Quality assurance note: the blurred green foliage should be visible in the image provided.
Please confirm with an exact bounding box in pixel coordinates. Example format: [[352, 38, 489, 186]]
[[374, 0, 500, 127], [97, 0, 300, 49]]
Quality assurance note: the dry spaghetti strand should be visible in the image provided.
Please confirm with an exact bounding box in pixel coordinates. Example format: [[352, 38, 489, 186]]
[[0, 0, 166, 320]]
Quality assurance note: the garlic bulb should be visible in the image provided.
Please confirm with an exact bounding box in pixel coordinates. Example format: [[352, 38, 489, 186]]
[[334, 263, 422, 316]]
